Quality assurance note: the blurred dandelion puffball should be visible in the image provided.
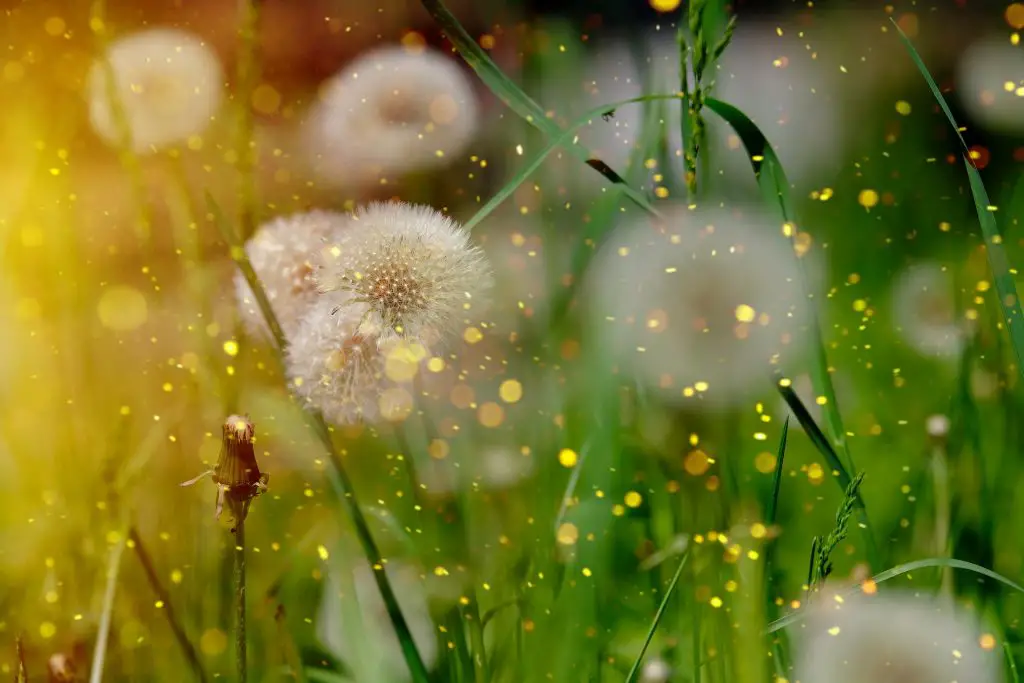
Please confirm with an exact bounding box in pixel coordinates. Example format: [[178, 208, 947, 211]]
[[305, 45, 478, 185], [87, 28, 224, 153], [317, 561, 438, 682], [891, 263, 965, 358], [586, 204, 819, 408], [796, 591, 1002, 683], [234, 210, 349, 342], [315, 202, 492, 348], [956, 37, 1024, 134], [286, 295, 426, 426]]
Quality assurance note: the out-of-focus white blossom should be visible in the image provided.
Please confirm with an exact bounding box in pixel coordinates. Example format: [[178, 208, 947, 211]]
[[419, 445, 534, 497], [234, 210, 349, 342], [305, 45, 478, 186], [796, 591, 1002, 683], [87, 28, 224, 152], [317, 560, 438, 683], [586, 203, 819, 408], [957, 36, 1024, 134], [640, 657, 672, 683], [891, 263, 965, 358], [315, 202, 492, 348]]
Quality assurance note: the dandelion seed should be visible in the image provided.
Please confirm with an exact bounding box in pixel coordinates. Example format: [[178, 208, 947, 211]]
[[87, 28, 224, 152], [315, 202, 492, 347], [234, 210, 350, 342], [796, 591, 1002, 683], [305, 45, 478, 186]]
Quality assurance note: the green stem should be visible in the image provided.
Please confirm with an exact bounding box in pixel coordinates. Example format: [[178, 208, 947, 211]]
[[206, 193, 431, 682], [235, 520, 247, 683]]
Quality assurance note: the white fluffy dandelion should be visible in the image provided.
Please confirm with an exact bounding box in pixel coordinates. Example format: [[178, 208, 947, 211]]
[[286, 295, 388, 425], [315, 201, 492, 347], [956, 36, 1024, 134], [87, 28, 224, 153], [796, 591, 1002, 683], [891, 263, 965, 358], [305, 45, 478, 185], [317, 561, 438, 683], [586, 204, 819, 408], [234, 210, 350, 342]]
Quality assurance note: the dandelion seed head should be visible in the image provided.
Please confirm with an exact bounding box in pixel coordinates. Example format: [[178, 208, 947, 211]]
[[586, 204, 822, 408], [234, 210, 350, 342], [315, 202, 492, 348], [796, 591, 1002, 683], [87, 28, 224, 153], [305, 45, 478, 186], [956, 36, 1024, 134], [891, 263, 966, 358], [286, 295, 394, 426]]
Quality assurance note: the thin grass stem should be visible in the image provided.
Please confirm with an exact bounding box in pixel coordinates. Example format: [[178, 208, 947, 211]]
[[89, 528, 128, 683], [129, 527, 209, 682]]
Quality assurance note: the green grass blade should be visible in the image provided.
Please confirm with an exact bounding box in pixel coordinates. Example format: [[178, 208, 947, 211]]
[[624, 551, 690, 683], [763, 417, 789, 624], [419, 0, 662, 218], [890, 19, 1024, 381], [778, 383, 878, 568], [765, 417, 789, 529], [766, 557, 1024, 634], [1005, 642, 1020, 683], [464, 93, 686, 231]]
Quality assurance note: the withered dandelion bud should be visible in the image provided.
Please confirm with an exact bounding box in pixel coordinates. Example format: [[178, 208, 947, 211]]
[[181, 414, 268, 531], [47, 653, 77, 682]]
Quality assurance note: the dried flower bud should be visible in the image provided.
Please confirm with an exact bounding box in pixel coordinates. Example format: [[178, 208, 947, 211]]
[[48, 653, 77, 682], [181, 414, 268, 531]]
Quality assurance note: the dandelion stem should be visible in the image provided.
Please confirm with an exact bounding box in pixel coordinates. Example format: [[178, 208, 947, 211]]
[[129, 527, 209, 683], [205, 193, 432, 683], [235, 519, 248, 683]]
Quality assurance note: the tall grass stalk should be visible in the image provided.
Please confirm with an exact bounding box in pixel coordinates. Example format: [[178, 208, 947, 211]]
[[205, 195, 432, 683]]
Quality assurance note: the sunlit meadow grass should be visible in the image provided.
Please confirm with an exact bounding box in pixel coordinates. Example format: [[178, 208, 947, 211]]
[[3, 1, 1024, 682]]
